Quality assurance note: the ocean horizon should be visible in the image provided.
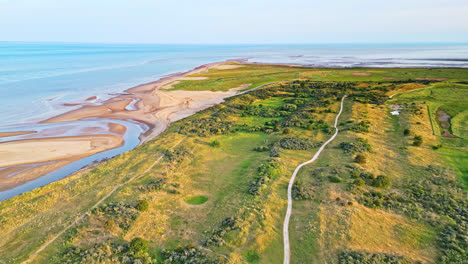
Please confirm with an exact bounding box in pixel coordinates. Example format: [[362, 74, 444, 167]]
[[1, 42, 468, 127]]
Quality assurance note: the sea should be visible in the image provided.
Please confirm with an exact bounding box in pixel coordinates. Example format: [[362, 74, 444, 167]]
[[1, 42, 468, 127]]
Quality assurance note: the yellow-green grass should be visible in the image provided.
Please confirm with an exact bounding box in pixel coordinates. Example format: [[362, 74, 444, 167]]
[[171, 63, 468, 92], [185, 195, 209, 205], [451, 110, 468, 138]]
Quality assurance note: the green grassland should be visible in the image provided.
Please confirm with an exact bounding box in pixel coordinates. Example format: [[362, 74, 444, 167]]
[[0, 64, 467, 264]]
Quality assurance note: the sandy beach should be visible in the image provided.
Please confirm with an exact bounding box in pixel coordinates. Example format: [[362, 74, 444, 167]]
[[0, 60, 245, 193]]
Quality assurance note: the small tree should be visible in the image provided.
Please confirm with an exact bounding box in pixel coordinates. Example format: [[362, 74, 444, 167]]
[[136, 200, 149, 211], [354, 154, 367, 164]]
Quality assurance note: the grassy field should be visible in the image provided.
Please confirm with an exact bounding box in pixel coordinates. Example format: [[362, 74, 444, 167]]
[[0, 64, 467, 264]]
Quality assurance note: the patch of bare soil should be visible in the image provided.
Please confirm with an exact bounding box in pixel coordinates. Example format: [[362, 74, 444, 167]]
[[437, 110, 456, 138]]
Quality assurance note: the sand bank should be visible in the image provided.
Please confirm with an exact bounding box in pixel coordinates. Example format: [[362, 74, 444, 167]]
[[0, 134, 123, 167]]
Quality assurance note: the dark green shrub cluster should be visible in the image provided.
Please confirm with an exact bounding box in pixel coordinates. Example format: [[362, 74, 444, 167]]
[[339, 138, 371, 154], [358, 191, 388, 209], [292, 180, 314, 200], [161, 245, 223, 264], [248, 160, 282, 195], [403, 128, 411, 136], [269, 145, 282, 157], [243, 104, 284, 117], [372, 175, 391, 189], [92, 202, 139, 231], [349, 121, 370, 133], [61, 240, 152, 264], [279, 137, 317, 150], [165, 148, 192, 164], [338, 250, 418, 264], [179, 117, 235, 136], [413, 135, 423, 146], [202, 217, 238, 246], [139, 178, 180, 194], [139, 177, 168, 192], [253, 146, 270, 152], [329, 176, 343, 183], [129, 237, 149, 257], [210, 140, 220, 147], [136, 200, 149, 212]]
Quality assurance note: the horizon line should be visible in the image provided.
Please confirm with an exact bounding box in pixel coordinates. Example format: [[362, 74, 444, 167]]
[[1, 40, 468, 46]]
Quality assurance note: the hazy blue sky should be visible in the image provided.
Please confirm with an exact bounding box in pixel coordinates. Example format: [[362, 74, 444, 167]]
[[1, 0, 467, 43]]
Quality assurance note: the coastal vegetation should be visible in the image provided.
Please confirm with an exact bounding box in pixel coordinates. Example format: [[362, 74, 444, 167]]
[[0, 63, 467, 264]]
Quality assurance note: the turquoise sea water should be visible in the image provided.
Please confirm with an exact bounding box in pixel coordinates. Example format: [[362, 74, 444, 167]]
[[1, 42, 468, 127]]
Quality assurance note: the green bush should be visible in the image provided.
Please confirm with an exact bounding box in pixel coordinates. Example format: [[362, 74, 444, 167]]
[[136, 200, 149, 212], [413, 135, 423, 146], [403, 128, 411, 136], [353, 178, 365, 187], [282, 128, 291, 135], [372, 175, 391, 189], [329, 176, 343, 183], [210, 139, 221, 147], [129, 237, 149, 256]]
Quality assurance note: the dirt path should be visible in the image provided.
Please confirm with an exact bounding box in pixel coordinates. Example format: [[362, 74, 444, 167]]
[[283, 96, 347, 264], [22, 136, 186, 264]]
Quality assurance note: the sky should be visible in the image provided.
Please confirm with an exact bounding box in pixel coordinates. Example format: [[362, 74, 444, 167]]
[[1, 0, 468, 44]]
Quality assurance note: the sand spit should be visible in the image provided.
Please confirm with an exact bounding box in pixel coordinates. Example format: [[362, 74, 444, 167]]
[[0, 59, 247, 193]]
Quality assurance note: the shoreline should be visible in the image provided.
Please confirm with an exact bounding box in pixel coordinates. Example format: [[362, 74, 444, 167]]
[[0, 59, 247, 197]]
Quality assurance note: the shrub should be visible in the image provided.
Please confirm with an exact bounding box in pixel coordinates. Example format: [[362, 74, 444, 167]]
[[403, 128, 411, 136], [353, 178, 365, 187], [248, 160, 282, 195], [210, 140, 221, 147], [413, 135, 423, 146], [372, 175, 391, 189], [432, 144, 442, 150], [136, 200, 149, 212], [292, 180, 314, 200], [282, 128, 291, 135], [139, 177, 168, 192], [279, 137, 316, 150], [329, 176, 343, 183], [254, 146, 269, 152], [354, 154, 367, 164], [339, 139, 371, 154], [269, 145, 282, 157], [129, 237, 149, 256], [338, 250, 416, 264]]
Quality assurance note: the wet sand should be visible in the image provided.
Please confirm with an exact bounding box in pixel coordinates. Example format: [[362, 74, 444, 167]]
[[0, 59, 246, 193]]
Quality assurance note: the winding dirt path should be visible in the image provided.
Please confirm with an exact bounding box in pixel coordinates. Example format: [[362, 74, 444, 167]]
[[283, 96, 347, 264], [22, 136, 186, 264]]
